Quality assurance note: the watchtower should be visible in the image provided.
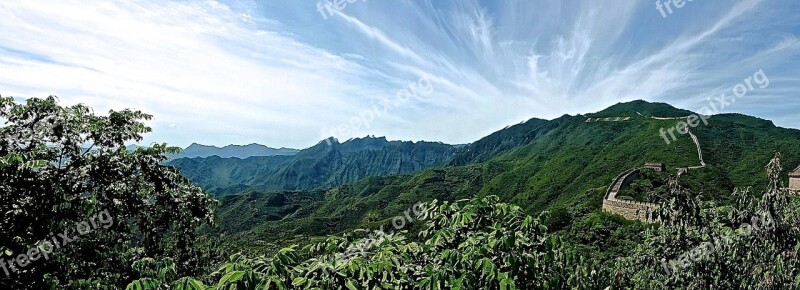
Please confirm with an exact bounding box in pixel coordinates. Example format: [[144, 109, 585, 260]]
[[644, 162, 666, 172]]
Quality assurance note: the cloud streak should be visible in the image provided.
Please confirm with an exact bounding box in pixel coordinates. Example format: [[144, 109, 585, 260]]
[[0, 0, 798, 148]]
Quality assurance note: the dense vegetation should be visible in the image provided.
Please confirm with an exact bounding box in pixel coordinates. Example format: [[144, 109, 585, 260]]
[[133, 155, 800, 289], [3, 98, 800, 289], [0, 96, 215, 289], [617, 169, 669, 202], [613, 155, 800, 289], [210, 101, 800, 253], [169, 137, 457, 196]]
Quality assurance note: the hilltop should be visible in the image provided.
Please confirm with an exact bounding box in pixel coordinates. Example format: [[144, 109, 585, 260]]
[[589, 100, 695, 118]]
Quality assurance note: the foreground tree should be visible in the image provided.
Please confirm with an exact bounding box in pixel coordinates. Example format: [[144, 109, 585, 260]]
[[195, 195, 607, 289], [0, 96, 215, 289], [614, 153, 800, 289]]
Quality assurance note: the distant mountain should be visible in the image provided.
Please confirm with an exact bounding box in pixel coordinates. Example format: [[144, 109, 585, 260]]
[[169, 143, 299, 159], [169, 136, 457, 195]]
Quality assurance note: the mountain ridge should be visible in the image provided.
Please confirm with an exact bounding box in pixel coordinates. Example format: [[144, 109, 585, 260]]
[[169, 136, 458, 195], [169, 143, 300, 159]]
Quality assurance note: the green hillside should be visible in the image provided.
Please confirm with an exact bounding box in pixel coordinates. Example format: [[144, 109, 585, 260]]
[[447, 117, 552, 166], [207, 101, 800, 256], [168, 155, 295, 195]]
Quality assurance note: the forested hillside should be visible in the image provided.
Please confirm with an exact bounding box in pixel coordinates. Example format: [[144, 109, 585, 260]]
[[169, 136, 458, 195], [209, 101, 800, 255]]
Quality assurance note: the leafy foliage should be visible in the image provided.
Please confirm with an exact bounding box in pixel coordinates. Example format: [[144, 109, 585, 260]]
[[136, 155, 800, 289], [617, 169, 669, 202], [614, 153, 800, 289], [0, 96, 216, 289], [141, 196, 609, 289]]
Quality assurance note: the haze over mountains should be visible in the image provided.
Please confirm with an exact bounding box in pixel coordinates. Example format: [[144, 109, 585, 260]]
[[169, 143, 300, 159], [168, 136, 457, 195]]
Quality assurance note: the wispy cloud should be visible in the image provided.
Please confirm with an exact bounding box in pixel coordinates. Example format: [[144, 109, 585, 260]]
[[0, 0, 798, 147], [0, 1, 384, 147]]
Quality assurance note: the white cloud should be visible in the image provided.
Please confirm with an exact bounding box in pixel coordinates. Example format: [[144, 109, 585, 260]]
[[0, 0, 798, 148], [0, 0, 379, 147]]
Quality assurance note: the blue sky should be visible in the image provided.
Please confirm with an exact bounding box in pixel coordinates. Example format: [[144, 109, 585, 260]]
[[0, 0, 798, 148]]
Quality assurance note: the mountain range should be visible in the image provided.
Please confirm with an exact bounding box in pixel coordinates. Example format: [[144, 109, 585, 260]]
[[168, 136, 458, 195], [169, 143, 300, 159], [192, 100, 800, 249]]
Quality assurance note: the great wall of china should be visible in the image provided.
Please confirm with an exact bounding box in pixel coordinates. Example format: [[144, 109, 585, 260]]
[[602, 168, 660, 222], [590, 112, 800, 222], [596, 113, 706, 223]]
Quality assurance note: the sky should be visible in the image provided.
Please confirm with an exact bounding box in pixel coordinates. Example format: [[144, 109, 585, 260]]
[[0, 0, 798, 149]]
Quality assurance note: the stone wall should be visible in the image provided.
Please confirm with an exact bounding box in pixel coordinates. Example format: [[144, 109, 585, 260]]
[[602, 199, 660, 222], [791, 177, 800, 192], [603, 167, 660, 223], [605, 168, 640, 200], [644, 163, 666, 172], [585, 116, 631, 122], [618, 169, 640, 191]]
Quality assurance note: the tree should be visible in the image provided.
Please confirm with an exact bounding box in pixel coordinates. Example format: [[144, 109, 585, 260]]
[[0, 96, 215, 289], [202, 196, 608, 289], [615, 153, 800, 289]]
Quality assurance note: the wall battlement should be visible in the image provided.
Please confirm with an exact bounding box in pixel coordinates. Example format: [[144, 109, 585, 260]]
[[602, 199, 660, 222]]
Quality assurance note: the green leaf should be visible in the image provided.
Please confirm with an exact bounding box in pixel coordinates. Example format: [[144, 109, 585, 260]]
[[292, 277, 308, 286], [345, 279, 359, 290]]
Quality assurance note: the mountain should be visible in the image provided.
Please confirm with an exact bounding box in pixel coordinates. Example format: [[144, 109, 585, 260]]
[[169, 136, 458, 195], [208, 100, 800, 249], [169, 143, 299, 159], [446, 101, 696, 166], [447, 117, 554, 166]]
